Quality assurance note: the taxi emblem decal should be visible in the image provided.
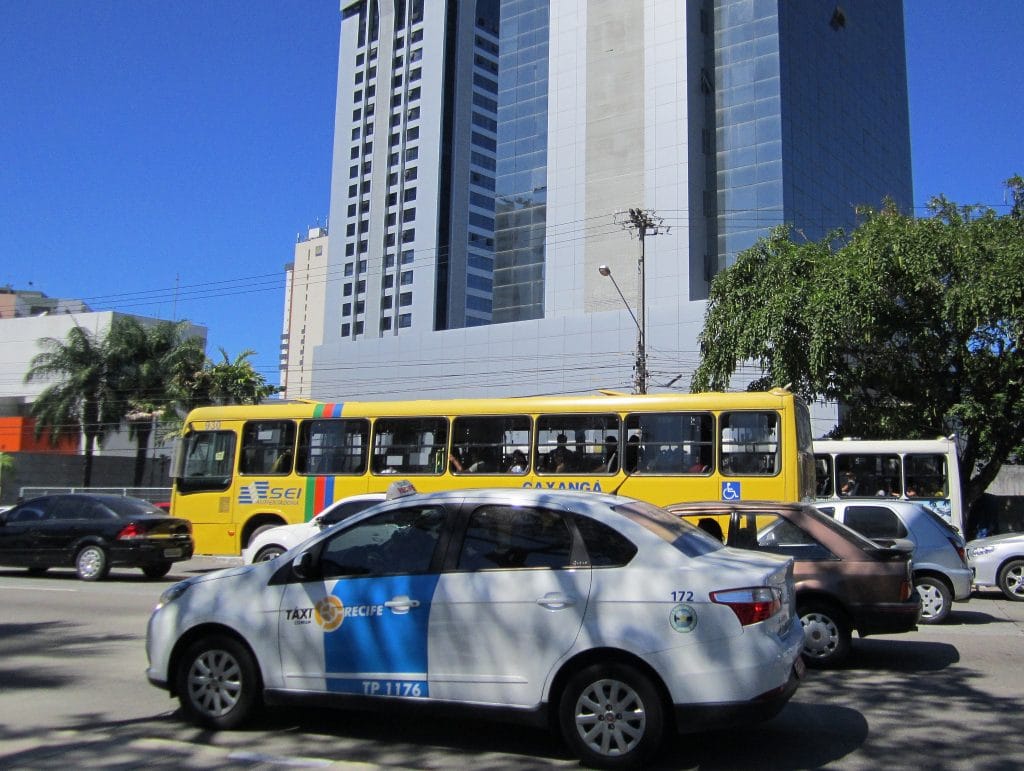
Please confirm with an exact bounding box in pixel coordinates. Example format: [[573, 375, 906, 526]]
[[670, 603, 698, 633], [315, 595, 345, 631]]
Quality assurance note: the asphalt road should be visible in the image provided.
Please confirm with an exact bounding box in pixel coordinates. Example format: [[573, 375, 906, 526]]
[[1, 556, 1023, 769]]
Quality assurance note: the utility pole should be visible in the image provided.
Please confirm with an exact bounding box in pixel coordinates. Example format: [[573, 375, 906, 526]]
[[612, 208, 668, 394]]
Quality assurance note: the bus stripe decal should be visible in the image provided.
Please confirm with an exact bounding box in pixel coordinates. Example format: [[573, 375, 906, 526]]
[[324, 475, 335, 507], [305, 477, 318, 521], [313, 403, 325, 419]]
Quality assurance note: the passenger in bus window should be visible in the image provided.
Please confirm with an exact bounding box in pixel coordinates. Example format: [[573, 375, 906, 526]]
[[840, 471, 858, 496], [602, 435, 618, 473], [508, 450, 527, 473], [625, 435, 642, 472]]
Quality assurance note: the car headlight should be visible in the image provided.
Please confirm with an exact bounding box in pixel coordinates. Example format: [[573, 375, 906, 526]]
[[969, 545, 995, 557], [156, 580, 192, 609]]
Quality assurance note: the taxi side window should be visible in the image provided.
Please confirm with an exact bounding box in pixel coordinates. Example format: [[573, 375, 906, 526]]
[[319, 505, 446, 579], [571, 513, 637, 567], [456, 505, 572, 571]]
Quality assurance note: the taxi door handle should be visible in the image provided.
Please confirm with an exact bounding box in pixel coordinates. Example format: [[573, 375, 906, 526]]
[[384, 595, 421, 615], [536, 592, 576, 610]]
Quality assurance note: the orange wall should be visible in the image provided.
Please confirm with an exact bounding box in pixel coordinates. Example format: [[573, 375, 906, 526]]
[[0, 417, 79, 454]]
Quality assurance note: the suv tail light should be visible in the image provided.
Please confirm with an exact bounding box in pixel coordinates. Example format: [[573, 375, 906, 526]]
[[710, 587, 781, 626], [900, 579, 913, 601], [116, 523, 145, 540]]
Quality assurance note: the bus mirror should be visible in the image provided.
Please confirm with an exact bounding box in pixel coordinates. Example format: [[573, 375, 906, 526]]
[[386, 480, 417, 500], [169, 437, 186, 480]]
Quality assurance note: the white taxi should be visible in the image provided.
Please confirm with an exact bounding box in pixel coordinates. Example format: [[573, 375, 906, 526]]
[[147, 487, 804, 768]]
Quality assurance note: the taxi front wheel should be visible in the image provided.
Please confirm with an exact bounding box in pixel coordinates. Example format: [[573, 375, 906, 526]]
[[176, 635, 262, 730], [558, 662, 664, 770]]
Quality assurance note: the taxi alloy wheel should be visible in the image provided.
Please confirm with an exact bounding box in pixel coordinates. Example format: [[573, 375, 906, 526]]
[[915, 576, 952, 624], [177, 635, 262, 730], [997, 560, 1024, 602], [798, 602, 851, 668], [559, 662, 664, 769], [75, 545, 110, 581]]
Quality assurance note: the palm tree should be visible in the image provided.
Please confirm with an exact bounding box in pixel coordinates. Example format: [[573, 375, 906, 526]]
[[25, 325, 119, 486], [190, 348, 280, 406], [0, 451, 13, 501], [106, 317, 207, 486]]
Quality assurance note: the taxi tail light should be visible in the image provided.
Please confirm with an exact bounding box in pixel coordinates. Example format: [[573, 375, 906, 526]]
[[710, 587, 781, 626], [116, 522, 145, 540]]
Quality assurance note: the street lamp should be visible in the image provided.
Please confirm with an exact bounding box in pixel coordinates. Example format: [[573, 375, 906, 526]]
[[598, 264, 647, 394]]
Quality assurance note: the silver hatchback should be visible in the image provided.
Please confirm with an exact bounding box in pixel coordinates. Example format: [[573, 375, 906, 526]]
[[817, 499, 972, 624]]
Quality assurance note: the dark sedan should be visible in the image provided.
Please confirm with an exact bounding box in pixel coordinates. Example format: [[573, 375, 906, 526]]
[[669, 501, 920, 668], [0, 494, 194, 581]]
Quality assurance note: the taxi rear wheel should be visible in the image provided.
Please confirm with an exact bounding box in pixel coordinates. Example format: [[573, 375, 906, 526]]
[[915, 575, 952, 623], [176, 635, 262, 729], [254, 545, 285, 563], [558, 662, 664, 769]]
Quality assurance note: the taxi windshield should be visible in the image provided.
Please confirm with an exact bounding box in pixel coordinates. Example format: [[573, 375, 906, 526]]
[[613, 500, 724, 557]]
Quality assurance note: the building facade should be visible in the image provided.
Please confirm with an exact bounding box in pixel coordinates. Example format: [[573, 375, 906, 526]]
[[280, 227, 330, 399], [305, 0, 912, 406]]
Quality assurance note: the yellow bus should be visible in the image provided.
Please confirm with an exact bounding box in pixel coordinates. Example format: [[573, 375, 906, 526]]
[[170, 388, 816, 554]]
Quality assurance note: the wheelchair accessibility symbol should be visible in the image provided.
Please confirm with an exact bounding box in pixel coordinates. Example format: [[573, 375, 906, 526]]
[[721, 482, 741, 501]]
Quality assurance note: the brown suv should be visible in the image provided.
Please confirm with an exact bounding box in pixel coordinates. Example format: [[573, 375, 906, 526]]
[[668, 501, 920, 667]]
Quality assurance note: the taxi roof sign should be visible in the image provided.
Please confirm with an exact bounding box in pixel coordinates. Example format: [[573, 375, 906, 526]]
[[385, 480, 417, 500]]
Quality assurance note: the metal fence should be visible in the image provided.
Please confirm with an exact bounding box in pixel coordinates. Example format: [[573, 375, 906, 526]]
[[19, 486, 172, 503]]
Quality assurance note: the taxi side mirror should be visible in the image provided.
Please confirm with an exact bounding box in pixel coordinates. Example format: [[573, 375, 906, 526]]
[[292, 550, 318, 581]]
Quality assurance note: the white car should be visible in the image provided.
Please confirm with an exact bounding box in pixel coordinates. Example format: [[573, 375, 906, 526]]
[[147, 487, 804, 768], [967, 531, 1024, 601], [242, 493, 385, 564]]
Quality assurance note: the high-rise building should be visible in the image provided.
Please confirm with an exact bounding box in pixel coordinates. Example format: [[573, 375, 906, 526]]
[[281, 227, 330, 399], [307, 0, 912, 401]]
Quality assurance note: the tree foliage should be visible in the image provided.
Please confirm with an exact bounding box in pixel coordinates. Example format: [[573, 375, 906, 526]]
[[692, 178, 1024, 512], [25, 325, 118, 486]]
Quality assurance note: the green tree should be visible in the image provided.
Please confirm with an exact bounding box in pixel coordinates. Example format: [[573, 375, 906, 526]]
[[191, 348, 281, 406], [105, 317, 206, 486], [692, 178, 1024, 514], [25, 325, 119, 486]]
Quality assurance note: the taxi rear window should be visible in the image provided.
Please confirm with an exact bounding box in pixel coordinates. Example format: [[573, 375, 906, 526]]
[[613, 500, 724, 558]]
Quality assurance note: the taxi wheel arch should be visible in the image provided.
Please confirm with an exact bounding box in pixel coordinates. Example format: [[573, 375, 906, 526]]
[[241, 515, 287, 550], [997, 558, 1024, 601], [553, 652, 669, 769], [174, 629, 263, 730]]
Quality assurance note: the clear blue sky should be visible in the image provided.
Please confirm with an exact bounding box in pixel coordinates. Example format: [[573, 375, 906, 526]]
[[2, 2, 1021, 387]]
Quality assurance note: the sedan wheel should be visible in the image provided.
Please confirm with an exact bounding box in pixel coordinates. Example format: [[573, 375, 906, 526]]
[[558, 662, 663, 769], [254, 545, 285, 563], [177, 635, 261, 729], [75, 545, 110, 581], [997, 559, 1024, 602], [798, 603, 851, 668], [916, 576, 952, 624]]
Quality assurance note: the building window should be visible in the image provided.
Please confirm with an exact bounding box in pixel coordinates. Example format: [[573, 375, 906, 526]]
[[346, 223, 356, 237], [384, 274, 394, 289], [342, 302, 352, 316], [357, 280, 366, 293], [385, 253, 396, 268], [402, 249, 414, 264], [353, 89, 362, 102], [341, 323, 351, 336], [381, 317, 392, 331], [400, 271, 414, 286], [404, 167, 417, 181], [315, 245, 323, 256], [355, 300, 365, 314], [358, 240, 368, 253], [349, 165, 359, 179], [403, 207, 416, 221], [348, 203, 357, 216], [343, 283, 353, 297], [381, 294, 393, 308], [358, 259, 367, 273], [399, 313, 412, 328], [344, 263, 354, 277], [409, 87, 420, 102], [354, 321, 364, 335], [402, 228, 415, 243], [409, 68, 421, 82], [345, 243, 355, 256], [400, 292, 412, 306], [349, 184, 358, 197]]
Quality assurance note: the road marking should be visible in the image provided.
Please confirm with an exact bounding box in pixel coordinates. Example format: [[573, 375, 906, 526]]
[[0, 583, 77, 592]]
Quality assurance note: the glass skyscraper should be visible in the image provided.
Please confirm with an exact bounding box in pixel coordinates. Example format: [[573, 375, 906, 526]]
[[311, 0, 912, 401]]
